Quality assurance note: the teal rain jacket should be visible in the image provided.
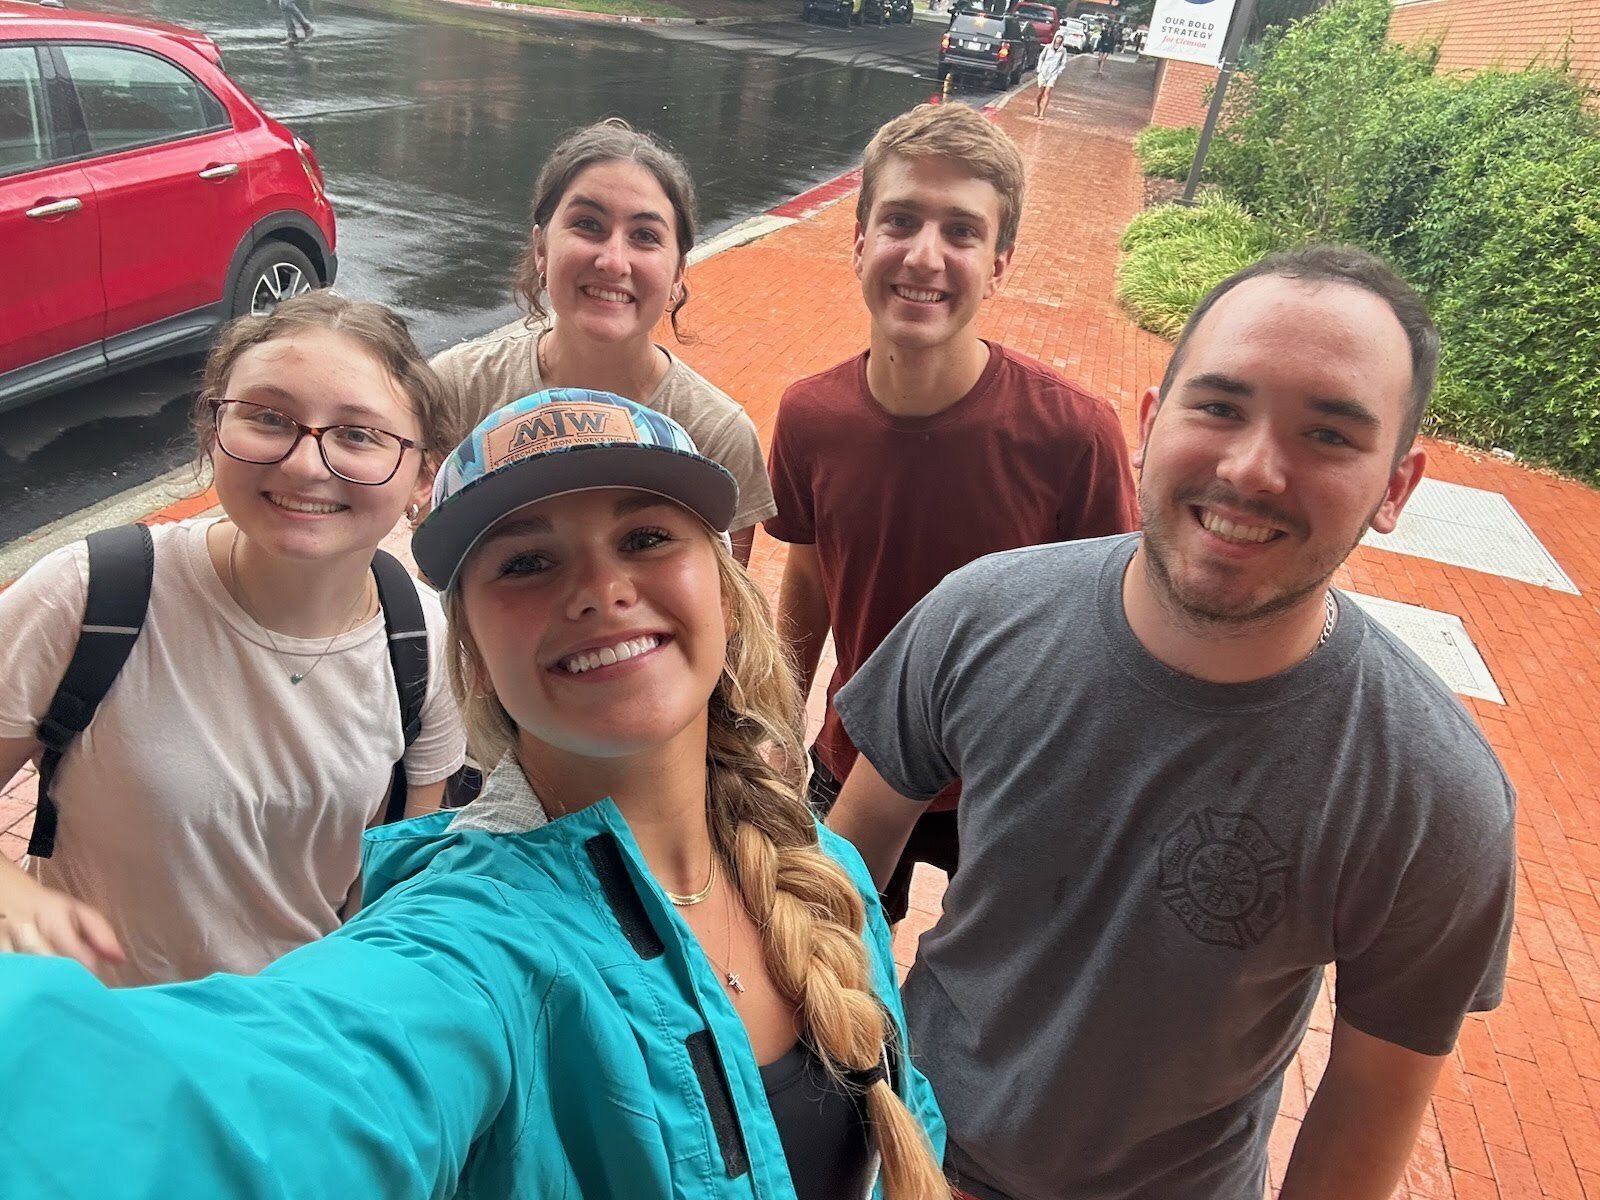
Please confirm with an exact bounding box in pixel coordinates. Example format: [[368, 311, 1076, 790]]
[[0, 796, 945, 1199]]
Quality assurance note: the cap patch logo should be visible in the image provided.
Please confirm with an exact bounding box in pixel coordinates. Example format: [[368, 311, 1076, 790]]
[[485, 402, 641, 468]]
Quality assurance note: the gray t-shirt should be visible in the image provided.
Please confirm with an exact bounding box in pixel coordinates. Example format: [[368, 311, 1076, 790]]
[[836, 534, 1515, 1200]]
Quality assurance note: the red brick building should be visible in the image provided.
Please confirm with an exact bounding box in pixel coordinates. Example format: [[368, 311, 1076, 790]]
[[1388, 0, 1600, 82], [1149, 0, 1600, 128]]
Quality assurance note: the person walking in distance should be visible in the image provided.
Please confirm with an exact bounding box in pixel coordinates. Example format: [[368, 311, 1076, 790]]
[[1094, 20, 1115, 74], [1033, 28, 1069, 119], [275, 0, 314, 46]]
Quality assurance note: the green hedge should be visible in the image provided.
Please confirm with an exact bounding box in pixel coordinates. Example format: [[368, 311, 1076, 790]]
[[1209, 0, 1433, 240], [1430, 139, 1600, 466], [1117, 197, 1278, 339], [1117, 0, 1600, 481]]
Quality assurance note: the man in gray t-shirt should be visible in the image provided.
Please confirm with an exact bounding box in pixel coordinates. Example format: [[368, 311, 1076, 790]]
[[828, 246, 1516, 1200]]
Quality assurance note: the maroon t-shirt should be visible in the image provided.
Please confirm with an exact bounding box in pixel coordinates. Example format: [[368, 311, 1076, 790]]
[[765, 341, 1138, 812]]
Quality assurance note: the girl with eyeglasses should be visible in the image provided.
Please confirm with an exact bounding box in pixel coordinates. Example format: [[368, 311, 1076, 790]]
[[0, 291, 468, 986], [0, 391, 949, 1200]]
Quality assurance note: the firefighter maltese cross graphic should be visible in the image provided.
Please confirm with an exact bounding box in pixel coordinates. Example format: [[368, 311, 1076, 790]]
[[1159, 810, 1289, 949]]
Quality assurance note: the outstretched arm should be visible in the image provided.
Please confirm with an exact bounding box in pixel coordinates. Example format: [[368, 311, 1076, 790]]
[[0, 872, 531, 1199]]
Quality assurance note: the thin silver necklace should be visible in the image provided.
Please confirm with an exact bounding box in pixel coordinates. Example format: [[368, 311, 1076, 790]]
[[227, 526, 372, 686], [1311, 590, 1337, 657]]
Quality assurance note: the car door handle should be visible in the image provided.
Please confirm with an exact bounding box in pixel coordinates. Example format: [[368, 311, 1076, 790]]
[[26, 197, 83, 219], [198, 163, 240, 180]]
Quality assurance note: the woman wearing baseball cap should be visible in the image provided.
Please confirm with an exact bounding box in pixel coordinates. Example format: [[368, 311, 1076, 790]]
[[0, 390, 948, 1200]]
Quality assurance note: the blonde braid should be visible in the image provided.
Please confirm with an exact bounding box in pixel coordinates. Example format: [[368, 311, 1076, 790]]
[[706, 546, 949, 1200]]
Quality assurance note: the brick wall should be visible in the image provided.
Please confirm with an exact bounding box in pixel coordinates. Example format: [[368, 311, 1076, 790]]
[[1150, 58, 1220, 127], [1389, 0, 1600, 83], [1149, 0, 1597, 133]]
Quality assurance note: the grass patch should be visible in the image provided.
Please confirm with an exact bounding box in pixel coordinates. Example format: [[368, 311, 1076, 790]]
[[1116, 197, 1278, 339], [1134, 126, 1201, 181]]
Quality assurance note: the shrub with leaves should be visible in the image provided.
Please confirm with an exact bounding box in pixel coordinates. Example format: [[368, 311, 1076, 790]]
[[1116, 197, 1279, 338], [1210, 0, 1432, 240], [1429, 138, 1600, 479], [1348, 68, 1595, 293], [1134, 125, 1201, 181]]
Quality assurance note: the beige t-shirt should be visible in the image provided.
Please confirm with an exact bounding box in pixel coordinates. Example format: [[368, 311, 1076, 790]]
[[0, 518, 466, 986], [430, 320, 778, 532]]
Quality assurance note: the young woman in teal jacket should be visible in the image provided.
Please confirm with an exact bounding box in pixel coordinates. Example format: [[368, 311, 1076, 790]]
[[0, 389, 948, 1200]]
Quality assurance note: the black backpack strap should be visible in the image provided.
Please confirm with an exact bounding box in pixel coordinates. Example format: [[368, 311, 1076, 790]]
[[30, 524, 154, 859], [371, 549, 427, 826]]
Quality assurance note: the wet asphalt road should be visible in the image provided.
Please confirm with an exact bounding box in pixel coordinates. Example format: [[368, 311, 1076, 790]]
[[0, 0, 958, 547]]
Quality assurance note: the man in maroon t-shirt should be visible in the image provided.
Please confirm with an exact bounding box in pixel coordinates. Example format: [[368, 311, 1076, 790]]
[[765, 103, 1138, 923]]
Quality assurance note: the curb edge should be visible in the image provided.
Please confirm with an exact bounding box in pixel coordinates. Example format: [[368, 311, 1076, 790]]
[[422, 0, 770, 27]]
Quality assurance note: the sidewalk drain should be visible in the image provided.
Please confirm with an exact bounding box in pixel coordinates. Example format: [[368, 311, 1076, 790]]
[[1361, 479, 1578, 594], [1347, 593, 1504, 704]]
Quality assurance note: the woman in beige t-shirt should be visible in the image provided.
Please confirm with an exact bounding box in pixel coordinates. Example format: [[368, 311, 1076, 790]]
[[0, 294, 468, 985], [430, 119, 777, 565]]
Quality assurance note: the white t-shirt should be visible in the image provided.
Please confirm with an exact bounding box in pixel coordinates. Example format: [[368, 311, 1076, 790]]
[[0, 518, 466, 986]]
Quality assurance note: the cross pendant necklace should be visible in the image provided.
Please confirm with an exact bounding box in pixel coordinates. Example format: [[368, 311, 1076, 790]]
[[696, 870, 746, 996]]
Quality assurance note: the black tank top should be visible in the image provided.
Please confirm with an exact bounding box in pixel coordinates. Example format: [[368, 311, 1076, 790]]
[[760, 1041, 875, 1199]]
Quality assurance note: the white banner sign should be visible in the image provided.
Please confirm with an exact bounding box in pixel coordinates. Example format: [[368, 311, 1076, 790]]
[[1145, 0, 1240, 66]]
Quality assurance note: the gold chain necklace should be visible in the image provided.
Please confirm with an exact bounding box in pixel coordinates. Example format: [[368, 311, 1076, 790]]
[[665, 854, 717, 907], [227, 526, 372, 686], [535, 775, 738, 990]]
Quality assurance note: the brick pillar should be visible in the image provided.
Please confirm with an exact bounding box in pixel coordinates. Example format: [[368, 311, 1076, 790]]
[[1150, 58, 1220, 127]]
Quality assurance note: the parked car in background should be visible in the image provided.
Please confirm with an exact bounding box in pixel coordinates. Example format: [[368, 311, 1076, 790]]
[[862, 0, 914, 24], [1058, 16, 1090, 50], [946, 0, 1006, 24], [0, 1, 336, 412], [939, 10, 1035, 88], [1012, 1, 1060, 47], [802, 0, 864, 24]]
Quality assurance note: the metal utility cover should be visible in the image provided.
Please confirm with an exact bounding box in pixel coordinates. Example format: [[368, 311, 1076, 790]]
[[1362, 479, 1578, 593], [1347, 593, 1505, 705]]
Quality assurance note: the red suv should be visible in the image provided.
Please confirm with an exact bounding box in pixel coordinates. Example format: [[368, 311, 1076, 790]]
[[1012, 1, 1060, 47], [0, 1, 336, 411]]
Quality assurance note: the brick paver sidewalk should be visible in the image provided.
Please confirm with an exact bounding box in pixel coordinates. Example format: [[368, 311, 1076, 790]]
[[6, 52, 1600, 1200]]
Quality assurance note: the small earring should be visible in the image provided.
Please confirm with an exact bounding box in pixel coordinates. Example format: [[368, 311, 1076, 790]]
[[670, 284, 684, 304], [405, 502, 421, 524]]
